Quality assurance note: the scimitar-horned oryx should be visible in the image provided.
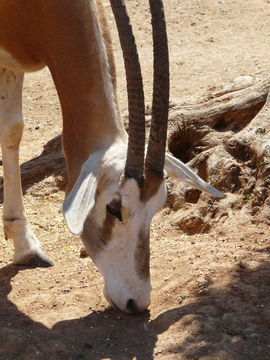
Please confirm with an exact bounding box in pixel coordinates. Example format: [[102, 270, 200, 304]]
[[0, 0, 222, 313]]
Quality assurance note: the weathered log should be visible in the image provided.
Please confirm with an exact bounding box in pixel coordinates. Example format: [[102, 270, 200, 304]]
[[168, 76, 270, 162], [167, 76, 270, 234]]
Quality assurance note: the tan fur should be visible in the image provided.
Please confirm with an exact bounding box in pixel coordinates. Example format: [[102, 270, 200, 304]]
[[0, 0, 127, 191], [3, 122, 23, 148]]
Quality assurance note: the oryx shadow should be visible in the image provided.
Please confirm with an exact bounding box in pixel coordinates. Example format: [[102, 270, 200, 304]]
[[0, 264, 166, 360], [1, 256, 270, 360]]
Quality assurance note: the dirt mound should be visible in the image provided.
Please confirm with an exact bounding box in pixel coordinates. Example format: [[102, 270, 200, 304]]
[[167, 76, 270, 234]]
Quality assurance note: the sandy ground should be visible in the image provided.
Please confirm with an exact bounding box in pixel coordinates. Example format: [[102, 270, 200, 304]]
[[1, 1, 270, 359]]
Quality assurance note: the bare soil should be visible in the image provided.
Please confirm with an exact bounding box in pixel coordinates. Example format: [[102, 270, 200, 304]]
[[1, 1, 270, 359]]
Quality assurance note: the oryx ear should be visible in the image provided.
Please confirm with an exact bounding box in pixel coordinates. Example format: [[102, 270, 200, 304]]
[[165, 153, 223, 198], [63, 155, 100, 235]]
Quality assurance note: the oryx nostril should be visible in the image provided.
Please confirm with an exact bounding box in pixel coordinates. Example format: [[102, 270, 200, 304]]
[[126, 299, 140, 314]]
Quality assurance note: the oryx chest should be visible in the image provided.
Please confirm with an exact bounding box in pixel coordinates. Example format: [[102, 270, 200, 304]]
[[0, 47, 44, 72], [0, 48, 24, 71]]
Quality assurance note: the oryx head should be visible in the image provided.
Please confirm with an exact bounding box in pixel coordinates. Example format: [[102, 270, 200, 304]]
[[63, 0, 222, 313]]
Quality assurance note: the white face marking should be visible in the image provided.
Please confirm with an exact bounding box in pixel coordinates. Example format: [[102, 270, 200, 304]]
[[77, 145, 167, 312], [97, 179, 167, 313]]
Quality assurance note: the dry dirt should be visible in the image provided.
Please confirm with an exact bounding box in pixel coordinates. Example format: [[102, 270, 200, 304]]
[[1, 1, 270, 359]]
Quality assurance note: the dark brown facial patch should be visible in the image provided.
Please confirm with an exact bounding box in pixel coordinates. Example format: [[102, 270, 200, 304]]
[[81, 209, 115, 258], [106, 198, 122, 222], [135, 228, 150, 279]]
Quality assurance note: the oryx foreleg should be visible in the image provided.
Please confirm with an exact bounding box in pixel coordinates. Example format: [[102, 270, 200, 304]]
[[0, 68, 52, 267]]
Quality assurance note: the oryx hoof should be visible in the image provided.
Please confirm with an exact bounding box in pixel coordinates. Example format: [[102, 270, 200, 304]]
[[14, 251, 53, 268]]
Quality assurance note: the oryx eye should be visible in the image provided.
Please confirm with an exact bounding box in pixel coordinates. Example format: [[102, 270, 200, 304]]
[[106, 200, 123, 222]]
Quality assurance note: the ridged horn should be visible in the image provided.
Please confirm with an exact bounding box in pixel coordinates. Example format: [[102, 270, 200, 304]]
[[145, 0, 170, 176], [109, 0, 146, 184]]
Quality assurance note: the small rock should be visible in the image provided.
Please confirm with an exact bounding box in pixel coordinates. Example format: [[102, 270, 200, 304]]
[[177, 295, 186, 304], [62, 288, 71, 293], [80, 248, 89, 258]]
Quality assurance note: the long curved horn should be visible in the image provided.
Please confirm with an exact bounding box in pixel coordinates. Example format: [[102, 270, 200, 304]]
[[109, 0, 146, 184], [145, 0, 170, 176]]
